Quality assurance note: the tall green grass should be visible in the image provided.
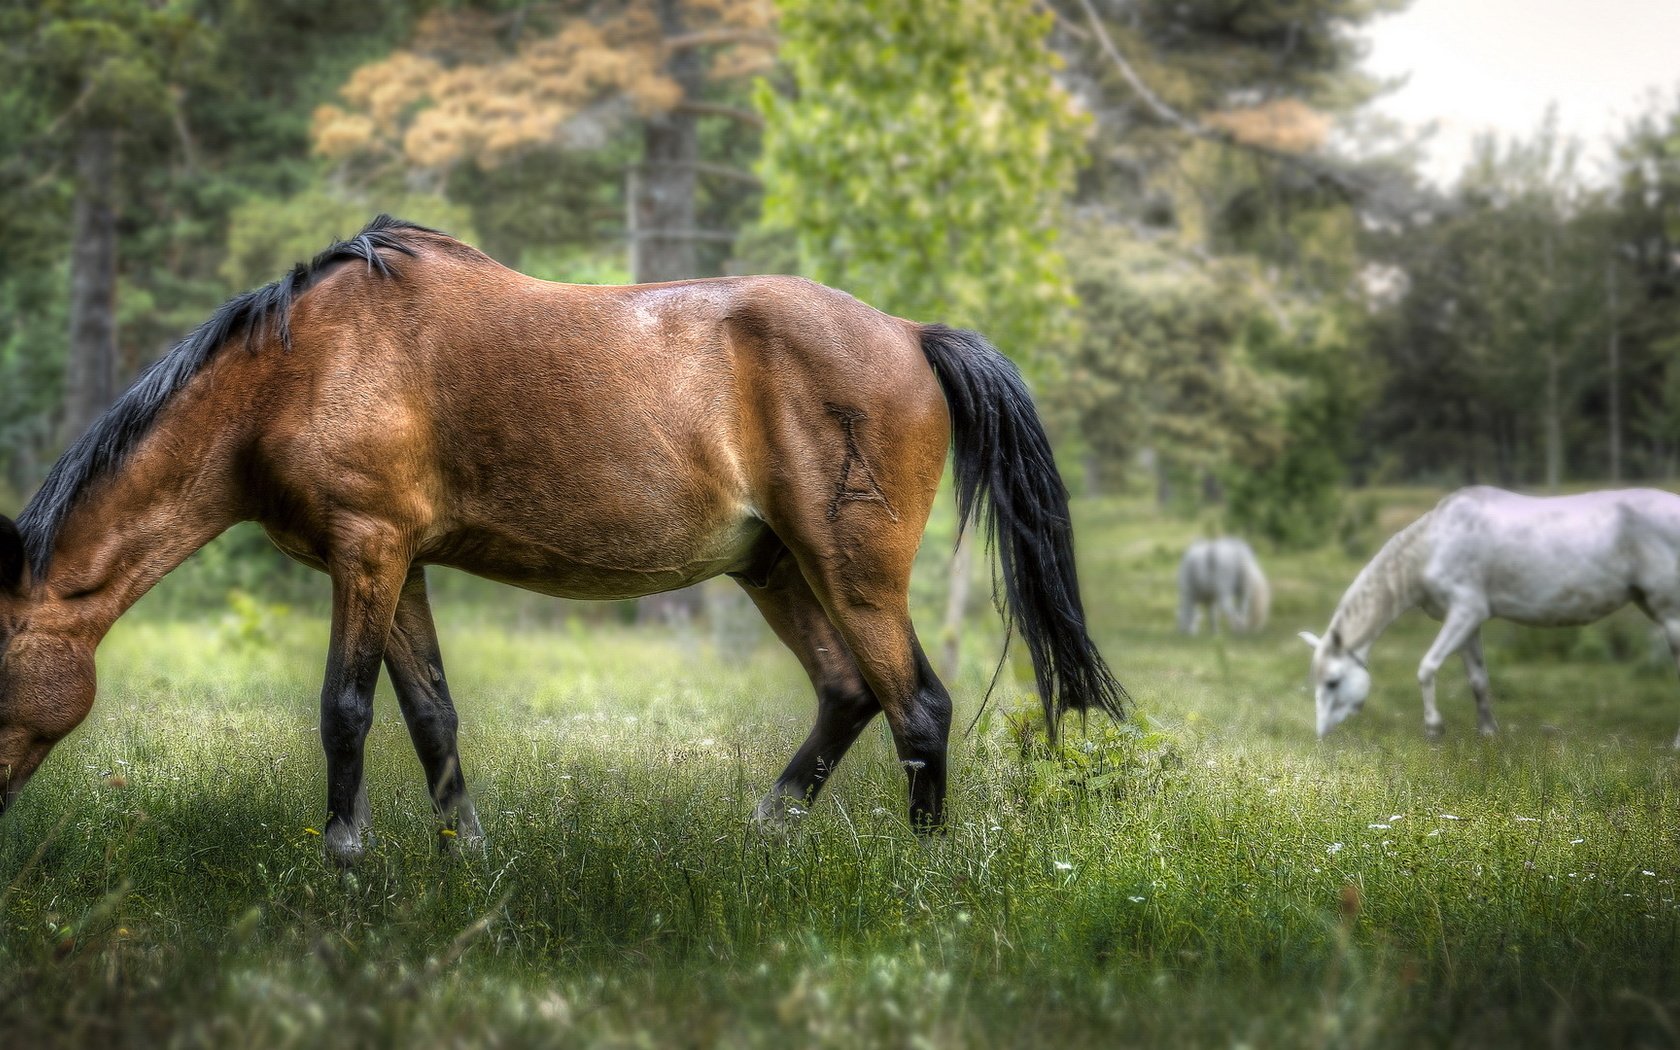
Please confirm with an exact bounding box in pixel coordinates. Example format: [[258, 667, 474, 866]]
[[2, 492, 1678, 1047]]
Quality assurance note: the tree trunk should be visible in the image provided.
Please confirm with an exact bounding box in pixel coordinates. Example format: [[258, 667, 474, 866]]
[[633, 0, 708, 627], [632, 0, 701, 285], [1152, 450, 1172, 508], [64, 126, 118, 447], [1543, 230, 1562, 492], [1607, 258, 1621, 482], [1544, 349, 1561, 491]]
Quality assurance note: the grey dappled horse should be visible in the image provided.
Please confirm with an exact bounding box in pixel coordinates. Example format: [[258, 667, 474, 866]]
[[1178, 537, 1269, 635], [1302, 486, 1680, 744]]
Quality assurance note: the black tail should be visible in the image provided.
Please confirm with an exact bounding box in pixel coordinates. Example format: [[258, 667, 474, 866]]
[[918, 324, 1126, 734]]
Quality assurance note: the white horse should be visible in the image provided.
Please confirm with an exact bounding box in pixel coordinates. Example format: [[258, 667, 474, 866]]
[[1300, 486, 1680, 744], [1178, 537, 1270, 635]]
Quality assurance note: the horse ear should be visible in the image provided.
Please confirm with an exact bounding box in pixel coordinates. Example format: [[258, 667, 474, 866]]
[[1329, 629, 1343, 651], [0, 516, 27, 596], [1297, 631, 1321, 649]]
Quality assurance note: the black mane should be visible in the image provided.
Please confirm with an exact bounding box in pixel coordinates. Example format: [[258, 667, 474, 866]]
[[16, 214, 439, 577]]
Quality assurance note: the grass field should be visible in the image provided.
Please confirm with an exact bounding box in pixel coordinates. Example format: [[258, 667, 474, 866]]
[[3, 490, 1679, 1047]]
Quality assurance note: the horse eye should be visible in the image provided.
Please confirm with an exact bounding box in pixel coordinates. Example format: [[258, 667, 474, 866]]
[[1325, 677, 1341, 690]]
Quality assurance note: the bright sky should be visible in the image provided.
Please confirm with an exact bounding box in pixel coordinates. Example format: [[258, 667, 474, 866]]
[[1362, 0, 1680, 185]]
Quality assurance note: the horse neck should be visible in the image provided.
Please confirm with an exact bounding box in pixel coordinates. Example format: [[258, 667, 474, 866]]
[[1328, 514, 1432, 653], [28, 385, 248, 642]]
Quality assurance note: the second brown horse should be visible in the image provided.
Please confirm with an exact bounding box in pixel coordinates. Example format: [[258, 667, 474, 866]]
[[0, 217, 1122, 865]]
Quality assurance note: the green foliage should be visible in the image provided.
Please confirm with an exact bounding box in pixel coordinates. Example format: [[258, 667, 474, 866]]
[[516, 246, 633, 286], [1056, 228, 1289, 493], [6, 0, 209, 131], [756, 0, 1085, 361], [216, 589, 293, 653], [1224, 305, 1366, 548]]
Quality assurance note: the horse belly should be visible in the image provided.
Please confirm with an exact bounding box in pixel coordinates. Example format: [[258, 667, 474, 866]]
[[430, 507, 770, 600], [1485, 563, 1633, 627]]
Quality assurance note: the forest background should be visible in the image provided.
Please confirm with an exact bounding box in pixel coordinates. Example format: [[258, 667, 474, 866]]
[[3, 0, 1679, 595]]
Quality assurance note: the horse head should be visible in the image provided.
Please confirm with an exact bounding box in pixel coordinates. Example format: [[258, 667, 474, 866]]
[[0, 516, 97, 816], [1299, 629, 1371, 738]]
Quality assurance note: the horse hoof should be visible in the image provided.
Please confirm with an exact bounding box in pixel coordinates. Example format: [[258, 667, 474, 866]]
[[1424, 722, 1446, 740], [324, 825, 364, 868], [1479, 724, 1499, 738], [752, 792, 807, 831], [445, 804, 487, 854]]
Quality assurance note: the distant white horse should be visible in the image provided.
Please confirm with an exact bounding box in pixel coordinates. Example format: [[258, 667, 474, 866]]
[[1300, 486, 1680, 744], [1178, 537, 1270, 635]]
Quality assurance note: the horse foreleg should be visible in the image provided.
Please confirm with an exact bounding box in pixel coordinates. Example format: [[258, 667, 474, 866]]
[[740, 555, 881, 825], [1460, 629, 1498, 736], [384, 567, 483, 852], [1417, 607, 1485, 739], [320, 534, 410, 867]]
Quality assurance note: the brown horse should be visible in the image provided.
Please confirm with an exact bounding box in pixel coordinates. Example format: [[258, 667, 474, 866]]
[[0, 216, 1122, 864]]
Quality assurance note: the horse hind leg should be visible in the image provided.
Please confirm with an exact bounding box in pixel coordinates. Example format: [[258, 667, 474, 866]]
[[1656, 617, 1680, 749], [1460, 629, 1498, 736], [1216, 590, 1242, 636], [738, 553, 882, 824], [791, 547, 951, 832], [1630, 589, 1680, 748], [384, 567, 483, 850]]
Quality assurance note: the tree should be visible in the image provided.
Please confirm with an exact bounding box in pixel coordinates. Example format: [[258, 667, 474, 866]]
[[1, 1, 209, 445], [758, 0, 1083, 357], [1363, 115, 1612, 487], [1058, 229, 1289, 505], [312, 2, 774, 285], [1047, 0, 1409, 242], [1608, 92, 1680, 477], [1033, 0, 1410, 523]]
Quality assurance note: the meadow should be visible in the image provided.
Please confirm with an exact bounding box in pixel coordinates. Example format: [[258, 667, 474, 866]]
[[2, 488, 1678, 1048]]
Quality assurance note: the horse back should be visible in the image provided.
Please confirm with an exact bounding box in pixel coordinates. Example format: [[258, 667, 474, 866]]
[[1425, 487, 1680, 623]]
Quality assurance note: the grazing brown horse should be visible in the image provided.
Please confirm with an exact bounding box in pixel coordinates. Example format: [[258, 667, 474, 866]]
[[0, 216, 1122, 865]]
